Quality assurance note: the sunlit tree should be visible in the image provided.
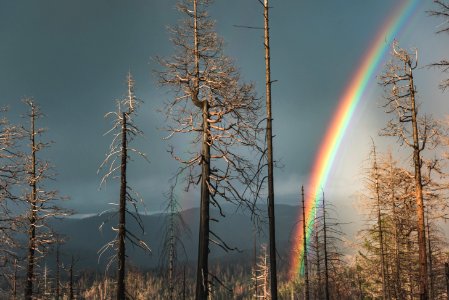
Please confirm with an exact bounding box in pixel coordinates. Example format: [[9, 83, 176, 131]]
[[379, 41, 441, 299], [19, 100, 71, 300], [158, 0, 262, 297], [98, 73, 150, 300]]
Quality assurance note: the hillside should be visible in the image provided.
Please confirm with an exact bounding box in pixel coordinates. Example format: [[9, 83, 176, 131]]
[[47, 204, 301, 271]]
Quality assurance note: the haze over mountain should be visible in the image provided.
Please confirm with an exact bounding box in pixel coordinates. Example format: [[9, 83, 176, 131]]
[[46, 204, 302, 271]]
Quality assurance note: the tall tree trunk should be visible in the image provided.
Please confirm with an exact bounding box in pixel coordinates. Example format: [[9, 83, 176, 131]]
[[389, 154, 402, 300], [196, 99, 210, 299], [407, 237, 414, 298], [263, 248, 269, 300], [372, 144, 388, 299], [445, 262, 449, 300], [44, 264, 48, 296], [169, 206, 175, 299], [408, 64, 428, 300], [322, 193, 330, 300], [393, 195, 402, 300], [56, 242, 60, 300], [263, 1, 277, 298], [69, 256, 74, 300], [254, 225, 258, 298], [25, 104, 37, 300], [192, 0, 211, 298], [315, 220, 321, 300], [301, 186, 310, 300], [426, 209, 434, 300], [117, 112, 127, 300]]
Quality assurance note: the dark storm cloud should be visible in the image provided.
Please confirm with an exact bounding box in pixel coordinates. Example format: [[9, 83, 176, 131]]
[[0, 0, 181, 213], [0, 0, 439, 213]]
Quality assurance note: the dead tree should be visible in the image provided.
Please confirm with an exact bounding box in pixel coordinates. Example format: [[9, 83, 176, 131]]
[[313, 219, 322, 300], [0, 108, 21, 293], [386, 152, 404, 300], [426, 208, 435, 300], [371, 142, 388, 299], [19, 100, 70, 300], [445, 262, 449, 300], [322, 192, 330, 300], [428, 1, 449, 90], [360, 148, 406, 299], [253, 244, 270, 300], [160, 181, 190, 299], [98, 73, 150, 300], [262, 0, 278, 298], [379, 41, 440, 300], [55, 240, 60, 300], [68, 255, 76, 300], [253, 224, 258, 298], [158, 0, 262, 298], [358, 144, 448, 299], [301, 186, 310, 300]]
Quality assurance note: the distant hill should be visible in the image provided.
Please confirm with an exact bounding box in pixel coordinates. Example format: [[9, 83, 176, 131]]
[[46, 204, 301, 271]]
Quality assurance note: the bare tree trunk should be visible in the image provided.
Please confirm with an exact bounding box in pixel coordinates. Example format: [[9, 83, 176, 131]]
[[56, 242, 60, 300], [393, 200, 402, 300], [389, 154, 402, 300], [254, 245, 270, 299], [408, 67, 428, 300], [254, 226, 258, 298], [69, 256, 74, 300], [169, 206, 175, 299], [407, 237, 414, 298], [191, 0, 210, 298], [301, 186, 310, 300], [117, 112, 127, 300], [445, 262, 449, 300], [25, 103, 37, 300], [426, 209, 434, 300], [44, 264, 48, 296], [196, 99, 210, 299], [372, 144, 388, 300], [381, 46, 429, 299], [263, 1, 277, 298], [262, 247, 269, 300], [322, 193, 330, 300], [315, 222, 321, 300]]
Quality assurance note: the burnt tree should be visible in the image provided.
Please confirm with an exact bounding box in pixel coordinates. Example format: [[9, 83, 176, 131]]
[[20, 100, 70, 300], [98, 73, 150, 300], [158, 0, 262, 298], [379, 42, 440, 300]]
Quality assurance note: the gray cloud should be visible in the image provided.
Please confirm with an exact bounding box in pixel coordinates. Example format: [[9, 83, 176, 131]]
[[0, 0, 447, 217]]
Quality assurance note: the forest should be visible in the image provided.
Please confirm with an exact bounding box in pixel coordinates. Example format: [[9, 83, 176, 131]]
[[1, 0, 449, 299]]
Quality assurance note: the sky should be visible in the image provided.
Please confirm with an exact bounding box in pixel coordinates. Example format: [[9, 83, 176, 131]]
[[0, 0, 448, 220]]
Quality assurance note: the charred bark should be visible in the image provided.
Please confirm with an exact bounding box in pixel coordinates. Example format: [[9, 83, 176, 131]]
[[263, 1, 277, 298]]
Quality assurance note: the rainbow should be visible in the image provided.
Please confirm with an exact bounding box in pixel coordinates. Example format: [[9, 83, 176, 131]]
[[288, 0, 421, 279]]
